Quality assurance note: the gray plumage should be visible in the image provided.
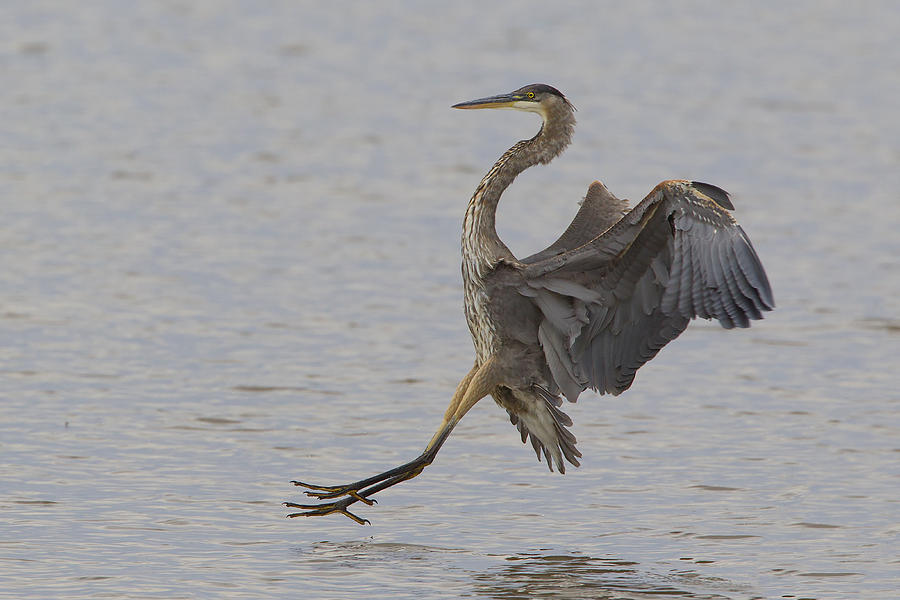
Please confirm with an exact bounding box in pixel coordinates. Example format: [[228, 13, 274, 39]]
[[288, 84, 774, 524]]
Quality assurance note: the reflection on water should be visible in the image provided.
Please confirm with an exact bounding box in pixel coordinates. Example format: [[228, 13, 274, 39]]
[[302, 542, 746, 600], [473, 553, 738, 600]]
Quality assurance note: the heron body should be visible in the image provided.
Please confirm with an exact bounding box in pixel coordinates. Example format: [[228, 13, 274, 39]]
[[287, 84, 774, 523]]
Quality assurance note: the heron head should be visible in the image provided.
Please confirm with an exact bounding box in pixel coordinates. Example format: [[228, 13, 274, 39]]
[[452, 84, 574, 119]]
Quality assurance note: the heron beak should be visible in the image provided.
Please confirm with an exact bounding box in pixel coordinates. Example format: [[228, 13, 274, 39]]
[[452, 92, 524, 110]]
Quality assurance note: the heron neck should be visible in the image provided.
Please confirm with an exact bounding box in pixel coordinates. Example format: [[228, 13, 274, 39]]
[[462, 107, 575, 269]]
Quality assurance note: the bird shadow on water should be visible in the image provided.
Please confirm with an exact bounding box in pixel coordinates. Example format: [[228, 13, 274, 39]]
[[294, 541, 754, 599]]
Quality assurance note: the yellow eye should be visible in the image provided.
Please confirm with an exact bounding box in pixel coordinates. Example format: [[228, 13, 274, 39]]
[[526, 91, 535, 99]]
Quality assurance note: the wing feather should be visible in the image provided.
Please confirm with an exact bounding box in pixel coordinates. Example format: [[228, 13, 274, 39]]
[[661, 223, 683, 314], [698, 229, 724, 320], [690, 227, 708, 317], [677, 226, 695, 318], [518, 180, 773, 397], [733, 228, 776, 310], [716, 238, 746, 328], [538, 321, 583, 401]]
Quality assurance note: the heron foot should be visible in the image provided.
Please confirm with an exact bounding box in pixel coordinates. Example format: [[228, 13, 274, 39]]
[[286, 463, 428, 524], [286, 427, 454, 525], [284, 498, 371, 525], [290, 480, 375, 503]]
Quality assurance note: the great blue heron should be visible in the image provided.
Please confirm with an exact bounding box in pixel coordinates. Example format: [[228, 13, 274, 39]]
[[287, 84, 774, 524]]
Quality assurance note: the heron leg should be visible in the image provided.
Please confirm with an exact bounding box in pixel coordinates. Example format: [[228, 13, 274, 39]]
[[285, 425, 452, 524], [286, 360, 499, 524], [291, 364, 477, 499]]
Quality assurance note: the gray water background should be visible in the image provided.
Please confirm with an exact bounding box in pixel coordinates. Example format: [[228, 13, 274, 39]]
[[2, 2, 898, 598]]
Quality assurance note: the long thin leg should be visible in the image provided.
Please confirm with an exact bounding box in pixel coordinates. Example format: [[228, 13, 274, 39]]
[[286, 359, 499, 524], [291, 364, 478, 500], [285, 422, 454, 524]]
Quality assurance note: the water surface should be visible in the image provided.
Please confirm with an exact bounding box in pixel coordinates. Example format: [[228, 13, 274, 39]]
[[2, 2, 898, 599]]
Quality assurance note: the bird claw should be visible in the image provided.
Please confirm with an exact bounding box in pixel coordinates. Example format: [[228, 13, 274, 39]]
[[284, 499, 371, 525], [286, 480, 376, 524], [287, 450, 436, 525], [348, 490, 376, 505], [290, 480, 348, 498], [291, 480, 375, 504], [291, 479, 342, 492]]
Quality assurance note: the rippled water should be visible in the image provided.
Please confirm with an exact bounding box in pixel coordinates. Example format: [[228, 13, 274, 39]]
[[2, 2, 898, 599]]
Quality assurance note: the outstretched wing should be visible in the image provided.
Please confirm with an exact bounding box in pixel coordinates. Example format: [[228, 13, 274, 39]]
[[518, 180, 774, 400]]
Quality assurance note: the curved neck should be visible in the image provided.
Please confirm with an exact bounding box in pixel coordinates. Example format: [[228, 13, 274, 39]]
[[462, 105, 575, 268]]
